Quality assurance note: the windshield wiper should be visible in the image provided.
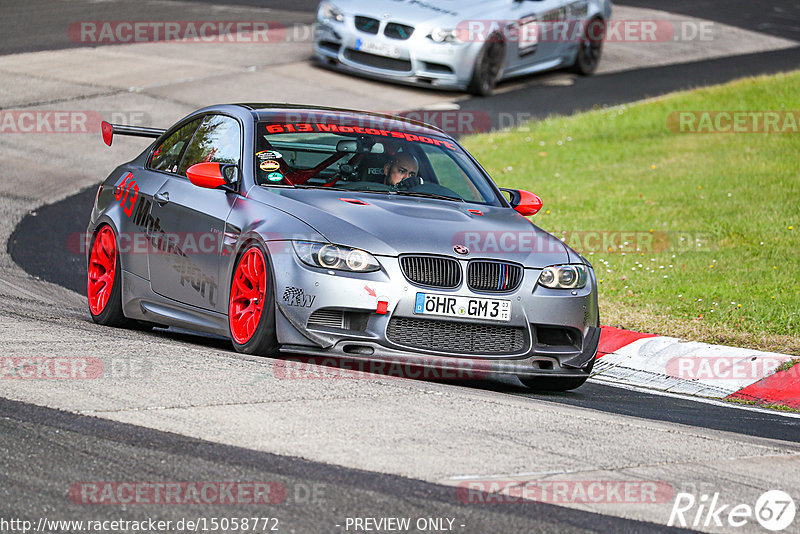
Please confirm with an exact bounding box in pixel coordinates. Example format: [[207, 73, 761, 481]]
[[390, 190, 464, 202], [291, 185, 464, 202], [293, 184, 351, 192]]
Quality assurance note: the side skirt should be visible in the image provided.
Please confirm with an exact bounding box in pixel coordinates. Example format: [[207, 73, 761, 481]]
[[121, 270, 230, 337]]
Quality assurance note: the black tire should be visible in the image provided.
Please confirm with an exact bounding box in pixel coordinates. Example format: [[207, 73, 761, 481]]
[[467, 34, 506, 96], [519, 356, 595, 391], [228, 243, 278, 356], [571, 17, 605, 75], [87, 225, 128, 327]]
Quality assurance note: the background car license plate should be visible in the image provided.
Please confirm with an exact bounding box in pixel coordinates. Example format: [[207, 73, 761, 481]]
[[414, 293, 511, 322], [354, 38, 401, 58]]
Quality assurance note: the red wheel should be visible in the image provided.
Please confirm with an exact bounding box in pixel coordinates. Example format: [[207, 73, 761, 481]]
[[88, 226, 118, 315], [87, 225, 126, 326], [228, 245, 277, 354]]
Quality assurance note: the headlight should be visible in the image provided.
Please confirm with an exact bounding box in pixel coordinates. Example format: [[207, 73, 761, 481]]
[[293, 242, 380, 272], [427, 28, 461, 43], [538, 265, 589, 289], [319, 2, 344, 22]]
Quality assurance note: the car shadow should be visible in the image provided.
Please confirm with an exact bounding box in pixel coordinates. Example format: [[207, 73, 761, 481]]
[[106, 322, 588, 398]]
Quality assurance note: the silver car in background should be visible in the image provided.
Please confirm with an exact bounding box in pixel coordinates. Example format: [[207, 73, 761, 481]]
[[313, 0, 611, 95]]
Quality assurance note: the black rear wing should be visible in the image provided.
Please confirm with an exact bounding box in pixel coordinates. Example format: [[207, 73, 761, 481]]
[[101, 121, 165, 146]]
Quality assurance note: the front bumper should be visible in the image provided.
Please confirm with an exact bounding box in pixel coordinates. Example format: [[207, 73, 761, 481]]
[[313, 20, 480, 91], [268, 243, 600, 378]]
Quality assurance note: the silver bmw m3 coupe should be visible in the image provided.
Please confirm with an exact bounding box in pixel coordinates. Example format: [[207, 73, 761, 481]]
[[313, 0, 612, 95], [88, 104, 599, 390]]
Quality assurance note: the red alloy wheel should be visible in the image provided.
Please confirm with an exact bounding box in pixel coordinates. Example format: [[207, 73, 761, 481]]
[[229, 247, 268, 344], [87, 226, 118, 315]]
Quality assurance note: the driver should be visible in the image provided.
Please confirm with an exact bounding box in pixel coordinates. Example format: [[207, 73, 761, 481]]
[[383, 153, 422, 189]]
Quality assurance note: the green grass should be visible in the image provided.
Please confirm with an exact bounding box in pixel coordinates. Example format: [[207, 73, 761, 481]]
[[462, 71, 800, 354]]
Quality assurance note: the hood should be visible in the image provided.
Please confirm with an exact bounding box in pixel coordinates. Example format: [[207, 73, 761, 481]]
[[247, 187, 571, 268], [333, 0, 491, 26]]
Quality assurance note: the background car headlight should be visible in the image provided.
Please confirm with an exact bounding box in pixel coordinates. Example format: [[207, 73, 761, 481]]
[[538, 265, 589, 289], [319, 2, 344, 23], [427, 28, 461, 43], [293, 242, 380, 272]]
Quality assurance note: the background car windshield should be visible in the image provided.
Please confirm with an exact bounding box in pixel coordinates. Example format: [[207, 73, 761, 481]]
[[254, 122, 500, 205]]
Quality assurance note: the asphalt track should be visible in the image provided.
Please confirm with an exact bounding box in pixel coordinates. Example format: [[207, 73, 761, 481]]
[[0, 0, 317, 55], [458, 47, 800, 130], [0, 396, 695, 534], [4, 0, 799, 52], [9, 187, 800, 444], [5, 0, 800, 449]]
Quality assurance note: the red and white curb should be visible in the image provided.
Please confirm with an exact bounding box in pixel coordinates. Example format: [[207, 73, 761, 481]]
[[591, 327, 800, 409]]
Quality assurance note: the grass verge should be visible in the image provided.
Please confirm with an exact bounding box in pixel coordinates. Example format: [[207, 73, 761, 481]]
[[463, 71, 800, 355]]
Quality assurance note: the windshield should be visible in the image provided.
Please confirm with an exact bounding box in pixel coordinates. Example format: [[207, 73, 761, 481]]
[[254, 121, 501, 205]]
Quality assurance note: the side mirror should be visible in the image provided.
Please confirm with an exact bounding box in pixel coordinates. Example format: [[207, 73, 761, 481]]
[[186, 162, 235, 190], [502, 188, 543, 216]]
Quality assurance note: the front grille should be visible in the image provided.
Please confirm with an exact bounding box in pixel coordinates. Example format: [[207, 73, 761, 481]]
[[385, 22, 414, 40], [354, 16, 380, 34], [387, 317, 527, 354], [400, 255, 461, 288], [344, 49, 412, 72], [467, 261, 523, 292]]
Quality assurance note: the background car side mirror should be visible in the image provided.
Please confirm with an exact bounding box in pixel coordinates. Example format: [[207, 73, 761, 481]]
[[501, 188, 543, 216], [187, 162, 237, 191]]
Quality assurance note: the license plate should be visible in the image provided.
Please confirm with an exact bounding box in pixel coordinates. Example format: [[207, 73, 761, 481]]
[[354, 38, 401, 58], [414, 293, 511, 322]]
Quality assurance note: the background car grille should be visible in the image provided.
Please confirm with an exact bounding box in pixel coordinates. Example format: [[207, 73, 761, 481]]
[[400, 256, 461, 288], [384, 22, 414, 40], [387, 317, 527, 354], [318, 41, 341, 54], [344, 49, 412, 72], [467, 261, 523, 292], [354, 16, 380, 34]]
